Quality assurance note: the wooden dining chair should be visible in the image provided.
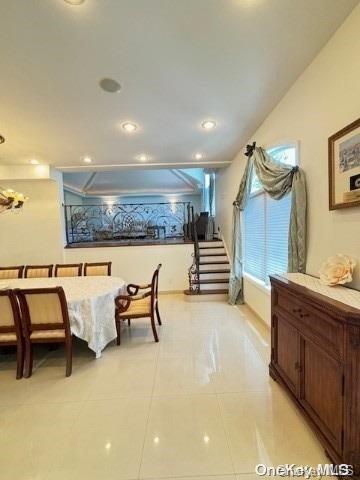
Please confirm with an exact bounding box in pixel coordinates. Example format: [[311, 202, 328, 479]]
[[0, 290, 24, 379], [16, 287, 73, 377], [115, 264, 162, 344], [84, 262, 111, 276], [55, 263, 83, 277], [24, 265, 53, 278], [0, 266, 24, 279]]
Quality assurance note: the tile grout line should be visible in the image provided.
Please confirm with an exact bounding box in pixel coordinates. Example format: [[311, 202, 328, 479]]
[[38, 397, 87, 479], [215, 392, 237, 476], [136, 332, 161, 479], [215, 392, 257, 477]]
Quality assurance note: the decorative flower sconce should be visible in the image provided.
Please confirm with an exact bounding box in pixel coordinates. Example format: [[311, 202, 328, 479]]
[[0, 187, 29, 214]]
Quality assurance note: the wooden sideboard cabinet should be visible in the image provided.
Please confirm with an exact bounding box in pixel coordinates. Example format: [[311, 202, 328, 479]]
[[269, 274, 360, 476]]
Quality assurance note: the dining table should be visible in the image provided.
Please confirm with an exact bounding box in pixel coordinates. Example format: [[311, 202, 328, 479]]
[[0, 276, 126, 358]]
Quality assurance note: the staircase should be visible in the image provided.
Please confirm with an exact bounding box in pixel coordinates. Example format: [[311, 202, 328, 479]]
[[184, 238, 230, 298]]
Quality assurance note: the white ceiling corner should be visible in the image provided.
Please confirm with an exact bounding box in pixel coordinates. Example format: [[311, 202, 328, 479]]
[[63, 168, 203, 197]]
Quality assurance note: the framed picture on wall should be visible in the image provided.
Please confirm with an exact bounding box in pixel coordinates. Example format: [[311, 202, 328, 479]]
[[329, 117, 360, 210]]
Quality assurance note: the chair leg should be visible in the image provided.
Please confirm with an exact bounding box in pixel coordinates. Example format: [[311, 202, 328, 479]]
[[127, 318, 131, 327], [115, 319, 121, 346], [155, 302, 162, 326], [65, 339, 72, 377], [16, 343, 24, 380], [150, 313, 159, 343], [24, 342, 33, 378]]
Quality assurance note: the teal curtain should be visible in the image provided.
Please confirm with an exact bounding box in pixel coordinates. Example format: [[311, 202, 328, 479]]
[[228, 146, 307, 305], [228, 158, 253, 304]]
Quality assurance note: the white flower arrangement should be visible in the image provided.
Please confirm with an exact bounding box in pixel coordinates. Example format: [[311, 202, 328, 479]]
[[319, 254, 356, 286], [0, 187, 29, 213]]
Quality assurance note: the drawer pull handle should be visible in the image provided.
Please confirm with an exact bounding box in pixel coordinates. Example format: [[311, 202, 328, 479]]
[[300, 313, 310, 318], [293, 308, 301, 313]]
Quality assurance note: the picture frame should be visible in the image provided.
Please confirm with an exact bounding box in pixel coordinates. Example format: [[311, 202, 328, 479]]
[[328, 117, 360, 210]]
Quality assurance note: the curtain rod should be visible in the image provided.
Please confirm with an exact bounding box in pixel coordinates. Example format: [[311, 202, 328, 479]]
[[245, 141, 256, 157]]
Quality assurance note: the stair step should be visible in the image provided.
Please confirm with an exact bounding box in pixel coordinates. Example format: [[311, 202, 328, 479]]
[[199, 246, 224, 250], [199, 260, 230, 265], [199, 249, 226, 255], [193, 278, 229, 284], [199, 253, 227, 257], [198, 241, 223, 248], [199, 269, 230, 274], [198, 273, 230, 281], [184, 288, 229, 295]]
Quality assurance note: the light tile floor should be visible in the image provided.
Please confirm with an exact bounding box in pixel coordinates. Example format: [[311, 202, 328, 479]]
[[0, 294, 328, 480]]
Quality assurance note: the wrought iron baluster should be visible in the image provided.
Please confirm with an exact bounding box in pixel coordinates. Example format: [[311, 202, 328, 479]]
[[65, 201, 192, 244], [188, 208, 200, 293]]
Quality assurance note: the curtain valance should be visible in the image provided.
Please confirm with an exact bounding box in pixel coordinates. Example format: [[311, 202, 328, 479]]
[[229, 146, 307, 305]]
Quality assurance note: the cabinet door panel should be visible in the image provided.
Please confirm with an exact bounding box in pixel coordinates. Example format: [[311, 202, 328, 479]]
[[301, 338, 343, 455], [274, 313, 300, 395]]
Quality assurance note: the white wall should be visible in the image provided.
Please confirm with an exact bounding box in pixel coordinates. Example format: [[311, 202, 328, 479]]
[[0, 180, 64, 265], [216, 5, 360, 324], [64, 190, 83, 205], [64, 244, 193, 292]]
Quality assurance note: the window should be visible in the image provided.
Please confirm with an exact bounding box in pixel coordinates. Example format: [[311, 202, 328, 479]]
[[203, 172, 216, 216], [243, 144, 297, 284]]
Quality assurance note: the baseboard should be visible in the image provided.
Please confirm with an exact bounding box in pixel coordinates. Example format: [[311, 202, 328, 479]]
[[239, 302, 271, 330]]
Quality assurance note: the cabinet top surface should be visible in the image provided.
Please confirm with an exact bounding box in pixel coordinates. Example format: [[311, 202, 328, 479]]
[[272, 273, 360, 314]]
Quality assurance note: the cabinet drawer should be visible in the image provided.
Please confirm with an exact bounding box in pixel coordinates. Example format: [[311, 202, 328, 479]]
[[274, 287, 344, 361]]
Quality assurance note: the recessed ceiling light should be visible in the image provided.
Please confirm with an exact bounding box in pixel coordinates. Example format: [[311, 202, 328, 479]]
[[64, 0, 85, 5], [201, 120, 217, 130], [122, 122, 138, 133], [83, 156, 92, 164], [99, 78, 121, 93], [30, 159, 39, 165], [194, 152, 204, 160], [137, 154, 148, 162]]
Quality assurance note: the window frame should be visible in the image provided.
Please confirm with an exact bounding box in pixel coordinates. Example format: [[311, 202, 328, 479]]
[[266, 140, 300, 167]]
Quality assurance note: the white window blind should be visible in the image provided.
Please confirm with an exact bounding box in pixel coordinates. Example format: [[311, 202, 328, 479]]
[[243, 193, 266, 280], [243, 145, 297, 284], [266, 193, 292, 280], [203, 173, 216, 216]]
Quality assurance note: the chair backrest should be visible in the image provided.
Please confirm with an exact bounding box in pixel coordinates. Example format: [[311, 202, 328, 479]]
[[16, 287, 71, 336], [0, 266, 24, 279], [84, 262, 111, 276], [55, 263, 83, 277], [0, 290, 22, 338], [151, 264, 162, 302], [24, 265, 53, 278]]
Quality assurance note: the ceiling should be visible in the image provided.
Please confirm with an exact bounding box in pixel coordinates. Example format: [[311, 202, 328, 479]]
[[0, 0, 358, 171], [64, 168, 204, 196]]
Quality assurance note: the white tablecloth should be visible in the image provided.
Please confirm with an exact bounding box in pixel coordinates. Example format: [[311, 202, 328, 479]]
[[0, 276, 126, 357]]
